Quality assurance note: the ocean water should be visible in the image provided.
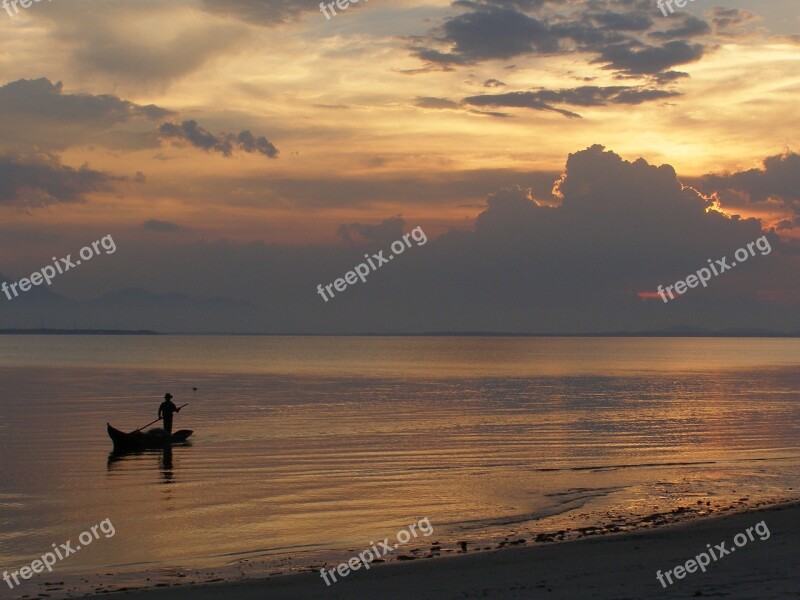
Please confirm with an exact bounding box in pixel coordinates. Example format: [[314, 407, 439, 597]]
[[0, 336, 798, 597]]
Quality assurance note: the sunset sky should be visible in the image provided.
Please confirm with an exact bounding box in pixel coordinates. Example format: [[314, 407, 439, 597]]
[[0, 0, 798, 333]]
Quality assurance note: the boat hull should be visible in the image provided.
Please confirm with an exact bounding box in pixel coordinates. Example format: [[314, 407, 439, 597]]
[[107, 423, 193, 453]]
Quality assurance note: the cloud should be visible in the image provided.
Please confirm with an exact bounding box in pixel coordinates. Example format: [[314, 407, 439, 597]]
[[592, 40, 705, 76], [0, 154, 122, 209], [143, 219, 182, 232], [463, 85, 679, 117], [435, 4, 559, 62], [0, 78, 173, 152], [5, 147, 797, 333], [158, 120, 279, 158], [591, 9, 653, 32], [777, 217, 800, 231], [199, 0, 323, 25], [415, 96, 461, 110], [464, 92, 580, 118], [694, 151, 800, 223], [709, 7, 760, 34], [37, 1, 248, 86], [411, 0, 709, 80], [649, 16, 711, 41], [236, 130, 279, 157], [0, 78, 171, 123]]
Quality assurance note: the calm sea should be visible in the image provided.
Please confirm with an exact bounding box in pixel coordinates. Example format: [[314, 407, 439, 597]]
[[0, 336, 798, 597]]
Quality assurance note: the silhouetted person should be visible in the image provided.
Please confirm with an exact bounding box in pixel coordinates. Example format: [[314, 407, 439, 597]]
[[158, 393, 181, 437]]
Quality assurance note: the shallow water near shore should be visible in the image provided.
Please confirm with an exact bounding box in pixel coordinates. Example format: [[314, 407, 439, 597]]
[[0, 336, 798, 597]]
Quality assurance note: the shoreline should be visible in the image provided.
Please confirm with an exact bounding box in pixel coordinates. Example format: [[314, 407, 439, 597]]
[[83, 499, 799, 599]]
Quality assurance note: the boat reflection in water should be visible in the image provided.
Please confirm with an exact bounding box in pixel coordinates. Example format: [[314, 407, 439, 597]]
[[107, 440, 192, 485]]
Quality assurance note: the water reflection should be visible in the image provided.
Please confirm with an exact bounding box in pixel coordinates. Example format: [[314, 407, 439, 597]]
[[106, 444, 189, 485], [160, 447, 174, 483]]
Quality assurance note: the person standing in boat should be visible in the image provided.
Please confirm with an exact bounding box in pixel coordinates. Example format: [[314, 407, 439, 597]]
[[158, 393, 182, 436]]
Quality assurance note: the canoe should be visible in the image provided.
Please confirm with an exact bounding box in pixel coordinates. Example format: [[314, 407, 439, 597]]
[[107, 423, 193, 454]]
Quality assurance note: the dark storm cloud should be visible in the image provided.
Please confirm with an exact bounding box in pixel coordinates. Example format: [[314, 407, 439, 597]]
[[337, 216, 406, 244], [158, 120, 279, 158], [693, 151, 800, 220], [463, 85, 679, 117], [143, 219, 182, 232], [411, 0, 709, 80], [0, 154, 121, 209]]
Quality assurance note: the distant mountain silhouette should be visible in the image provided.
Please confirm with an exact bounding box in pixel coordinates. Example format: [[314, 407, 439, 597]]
[[0, 281, 264, 333], [0, 328, 157, 335], [0, 272, 73, 308]]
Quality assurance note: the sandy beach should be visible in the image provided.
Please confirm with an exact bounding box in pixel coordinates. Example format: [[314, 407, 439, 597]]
[[104, 501, 798, 600]]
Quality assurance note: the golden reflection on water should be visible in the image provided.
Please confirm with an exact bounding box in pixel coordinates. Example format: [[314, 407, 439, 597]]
[[0, 336, 797, 589], [0, 336, 798, 376]]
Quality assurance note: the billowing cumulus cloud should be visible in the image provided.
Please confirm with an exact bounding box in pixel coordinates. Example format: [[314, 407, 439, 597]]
[[158, 120, 279, 158], [693, 151, 800, 228], [6, 147, 797, 334]]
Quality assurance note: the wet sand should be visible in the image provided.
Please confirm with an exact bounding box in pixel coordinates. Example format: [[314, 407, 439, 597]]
[[102, 500, 799, 599]]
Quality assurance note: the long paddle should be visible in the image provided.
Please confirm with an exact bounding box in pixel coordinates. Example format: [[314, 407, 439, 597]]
[[134, 404, 188, 432]]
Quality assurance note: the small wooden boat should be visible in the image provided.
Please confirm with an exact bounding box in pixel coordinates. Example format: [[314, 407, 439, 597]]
[[107, 423, 193, 454]]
